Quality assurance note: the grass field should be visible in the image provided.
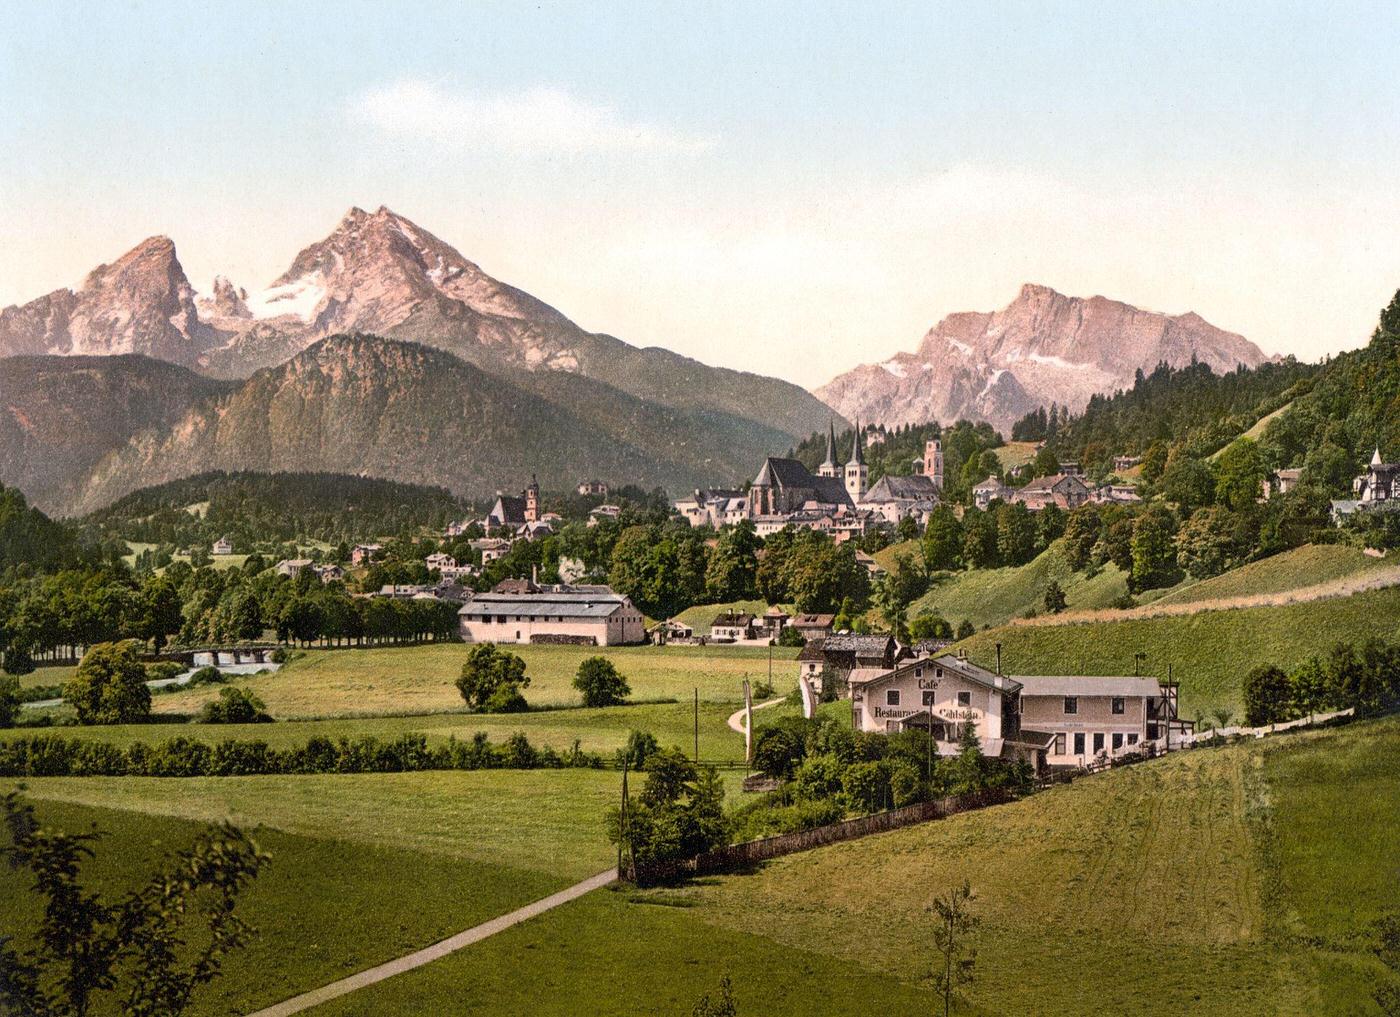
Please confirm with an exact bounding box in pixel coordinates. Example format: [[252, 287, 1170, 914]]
[[144, 642, 795, 719], [0, 795, 569, 1017], [293, 716, 1400, 1014], [871, 538, 922, 574], [994, 440, 1040, 472], [955, 585, 1400, 716], [1152, 543, 1393, 607], [911, 542, 1133, 630], [11, 768, 622, 877]]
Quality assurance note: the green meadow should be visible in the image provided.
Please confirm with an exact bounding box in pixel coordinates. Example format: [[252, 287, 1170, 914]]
[[140, 641, 794, 719], [319, 717, 1396, 1016]]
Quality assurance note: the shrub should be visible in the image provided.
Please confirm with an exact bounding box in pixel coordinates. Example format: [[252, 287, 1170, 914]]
[[145, 660, 185, 684], [776, 626, 806, 647], [752, 719, 809, 779], [1242, 664, 1291, 726], [616, 730, 659, 771], [841, 759, 889, 814], [198, 687, 272, 724], [794, 754, 845, 803], [0, 675, 19, 728], [573, 656, 630, 707], [186, 665, 226, 687]]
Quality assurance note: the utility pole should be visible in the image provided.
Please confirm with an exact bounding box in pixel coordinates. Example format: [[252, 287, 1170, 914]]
[[694, 687, 699, 763], [618, 756, 629, 879]]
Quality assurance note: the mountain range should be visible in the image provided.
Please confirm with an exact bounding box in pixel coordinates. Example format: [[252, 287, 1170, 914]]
[[0, 207, 837, 515], [816, 283, 1272, 433]]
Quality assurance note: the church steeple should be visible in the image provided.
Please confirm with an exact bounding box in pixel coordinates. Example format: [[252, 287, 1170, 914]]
[[844, 418, 868, 502], [817, 419, 839, 478]]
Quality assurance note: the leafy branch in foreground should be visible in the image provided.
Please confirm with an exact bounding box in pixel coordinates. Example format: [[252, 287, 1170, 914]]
[[0, 789, 268, 1017]]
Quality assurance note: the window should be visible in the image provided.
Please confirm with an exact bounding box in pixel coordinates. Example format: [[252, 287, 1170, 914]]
[[914, 667, 922, 677], [1112, 733, 1124, 750], [957, 691, 971, 707], [1147, 723, 1159, 740], [936, 668, 943, 678], [1064, 696, 1078, 715], [1053, 733, 1066, 755], [1073, 732, 1085, 755], [1111, 697, 1125, 715], [922, 690, 935, 707], [886, 690, 900, 706], [1093, 732, 1105, 753], [1127, 733, 1139, 746]]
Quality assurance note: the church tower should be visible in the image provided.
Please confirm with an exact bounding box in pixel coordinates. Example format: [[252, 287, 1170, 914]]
[[525, 475, 540, 523], [817, 419, 839, 478], [844, 419, 868, 502], [924, 439, 944, 490]]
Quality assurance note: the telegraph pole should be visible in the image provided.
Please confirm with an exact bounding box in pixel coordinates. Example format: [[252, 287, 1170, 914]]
[[694, 687, 699, 762]]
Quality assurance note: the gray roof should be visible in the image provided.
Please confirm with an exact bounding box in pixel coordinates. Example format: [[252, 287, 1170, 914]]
[[1017, 473, 1088, 494], [458, 587, 632, 620], [491, 495, 527, 525], [865, 473, 939, 501], [824, 634, 894, 654], [1015, 675, 1164, 698], [751, 457, 852, 507]]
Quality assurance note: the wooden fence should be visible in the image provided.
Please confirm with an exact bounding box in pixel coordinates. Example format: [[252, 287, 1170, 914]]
[[632, 787, 1014, 885]]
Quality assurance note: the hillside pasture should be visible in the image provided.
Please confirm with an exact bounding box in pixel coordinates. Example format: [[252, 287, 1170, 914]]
[[911, 543, 1132, 630], [956, 586, 1400, 716], [1151, 543, 1394, 607]]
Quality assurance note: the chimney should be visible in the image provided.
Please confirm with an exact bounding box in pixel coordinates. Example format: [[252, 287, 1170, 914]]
[[995, 642, 1002, 676], [531, 564, 538, 587]]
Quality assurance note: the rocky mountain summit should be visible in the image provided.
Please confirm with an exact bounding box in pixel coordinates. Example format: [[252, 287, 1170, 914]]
[[816, 283, 1272, 433], [0, 236, 215, 364], [0, 206, 833, 440]]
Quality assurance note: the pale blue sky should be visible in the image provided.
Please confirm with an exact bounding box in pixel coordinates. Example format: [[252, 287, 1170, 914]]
[[3, 1, 1398, 385]]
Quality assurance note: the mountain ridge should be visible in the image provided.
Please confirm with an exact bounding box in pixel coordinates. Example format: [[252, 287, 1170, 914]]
[[4, 333, 805, 517], [816, 283, 1272, 433], [0, 206, 835, 441]]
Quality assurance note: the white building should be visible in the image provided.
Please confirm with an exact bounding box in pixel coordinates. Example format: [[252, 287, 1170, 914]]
[[457, 584, 645, 646]]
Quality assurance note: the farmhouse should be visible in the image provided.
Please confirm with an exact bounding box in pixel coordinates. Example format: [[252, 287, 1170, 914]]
[[1113, 454, 1142, 472], [457, 583, 645, 646], [710, 611, 758, 642], [1012, 473, 1093, 511], [351, 543, 383, 565], [275, 558, 313, 577], [577, 479, 609, 497], [425, 552, 456, 571], [790, 613, 835, 641], [211, 536, 233, 555], [973, 475, 1011, 509]]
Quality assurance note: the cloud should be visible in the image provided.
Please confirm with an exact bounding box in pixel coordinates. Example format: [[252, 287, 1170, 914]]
[[348, 79, 714, 154]]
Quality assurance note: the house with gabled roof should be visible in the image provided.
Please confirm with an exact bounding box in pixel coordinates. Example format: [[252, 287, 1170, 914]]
[[1011, 473, 1092, 511]]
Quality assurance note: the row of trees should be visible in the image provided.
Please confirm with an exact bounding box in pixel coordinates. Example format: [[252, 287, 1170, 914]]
[[1243, 637, 1400, 727], [0, 557, 461, 675]]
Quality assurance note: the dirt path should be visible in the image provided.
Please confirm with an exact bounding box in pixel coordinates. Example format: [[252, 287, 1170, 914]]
[[245, 867, 617, 1017], [1007, 564, 1400, 629], [726, 696, 786, 734]]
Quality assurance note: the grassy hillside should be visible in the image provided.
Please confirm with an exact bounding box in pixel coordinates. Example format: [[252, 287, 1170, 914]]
[[664, 717, 1399, 1015], [282, 716, 1400, 1015], [1153, 543, 1393, 607], [911, 542, 1132, 630], [994, 439, 1040, 472], [672, 599, 784, 634], [956, 586, 1400, 716]]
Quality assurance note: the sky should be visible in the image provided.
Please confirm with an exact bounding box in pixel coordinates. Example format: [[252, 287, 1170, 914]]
[[2, 0, 1399, 387]]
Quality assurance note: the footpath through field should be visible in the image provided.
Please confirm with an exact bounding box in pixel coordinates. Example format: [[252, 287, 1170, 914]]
[[245, 867, 617, 1017], [726, 696, 785, 735]]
